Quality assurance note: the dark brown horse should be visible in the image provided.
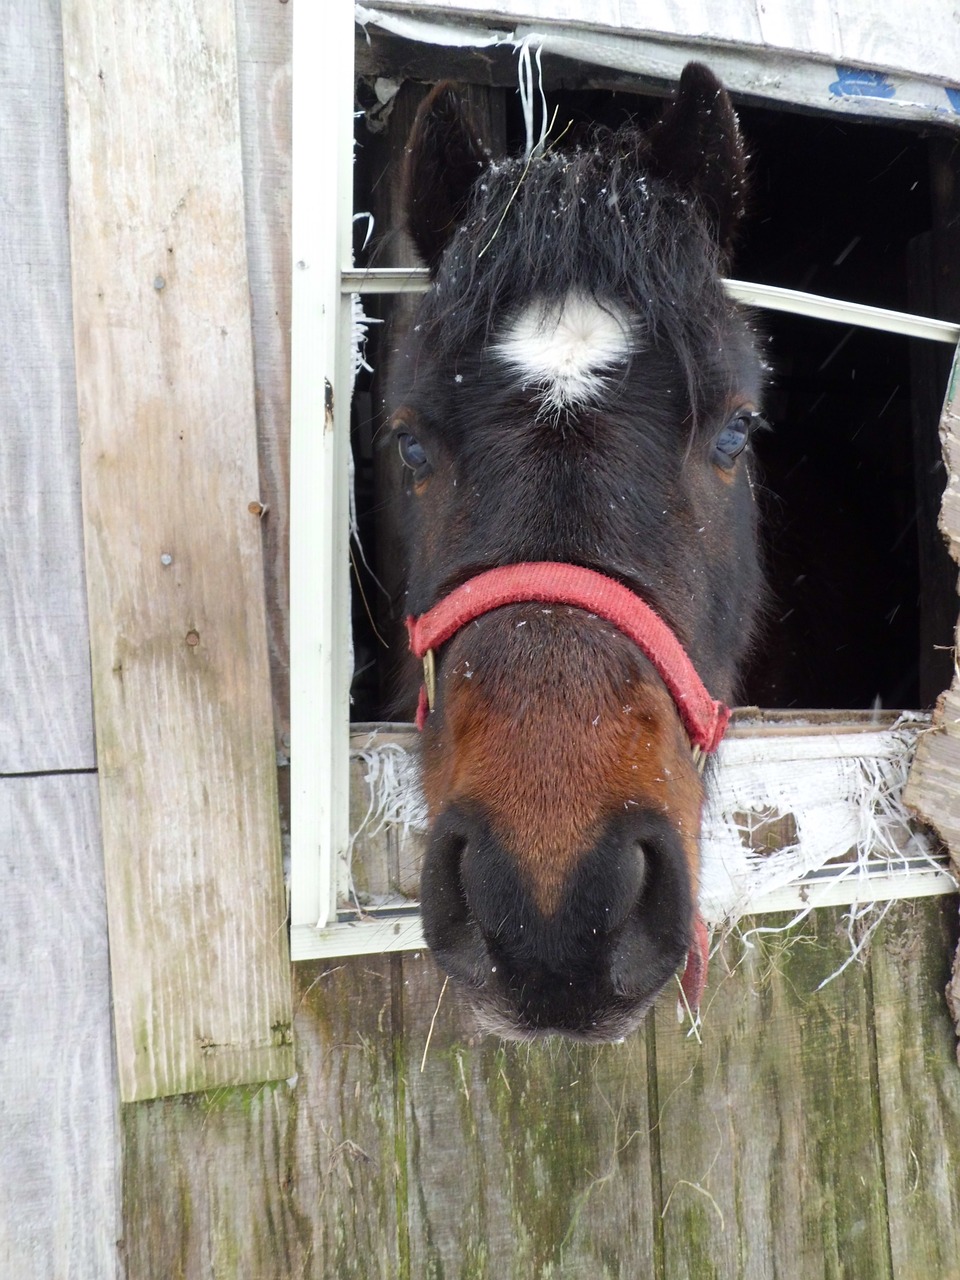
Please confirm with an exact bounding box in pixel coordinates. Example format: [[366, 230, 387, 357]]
[[390, 64, 765, 1041]]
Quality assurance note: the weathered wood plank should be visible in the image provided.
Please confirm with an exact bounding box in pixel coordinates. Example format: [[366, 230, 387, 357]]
[[833, 0, 960, 82], [905, 344, 960, 1052], [0, 775, 120, 1279], [873, 900, 960, 1280], [0, 0, 94, 774], [370, 0, 960, 85], [654, 908, 892, 1280], [907, 230, 957, 708], [61, 0, 292, 1100], [121, 958, 400, 1279], [235, 0, 292, 747], [753, 0, 842, 55], [117, 911, 960, 1278], [401, 951, 658, 1278]]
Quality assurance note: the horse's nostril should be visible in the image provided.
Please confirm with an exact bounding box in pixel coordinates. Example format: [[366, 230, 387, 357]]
[[633, 839, 648, 884], [608, 820, 695, 1001], [592, 836, 649, 936], [421, 823, 470, 925], [420, 812, 489, 988]]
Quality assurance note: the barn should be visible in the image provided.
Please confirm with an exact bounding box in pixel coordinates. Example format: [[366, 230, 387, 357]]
[[5, 2, 960, 1275]]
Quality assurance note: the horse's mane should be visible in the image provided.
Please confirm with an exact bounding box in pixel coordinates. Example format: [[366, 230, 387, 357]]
[[416, 128, 736, 421]]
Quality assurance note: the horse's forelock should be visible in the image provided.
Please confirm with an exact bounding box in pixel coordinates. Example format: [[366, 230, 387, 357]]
[[415, 132, 734, 425]]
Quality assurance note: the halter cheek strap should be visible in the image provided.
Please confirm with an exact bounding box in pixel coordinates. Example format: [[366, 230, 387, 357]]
[[405, 561, 726, 1016]]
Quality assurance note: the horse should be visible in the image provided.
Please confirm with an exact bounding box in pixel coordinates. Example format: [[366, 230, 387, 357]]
[[389, 63, 765, 1041]]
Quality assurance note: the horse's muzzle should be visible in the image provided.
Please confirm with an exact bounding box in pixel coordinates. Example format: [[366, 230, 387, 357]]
[[419, 802, 696, 1041]]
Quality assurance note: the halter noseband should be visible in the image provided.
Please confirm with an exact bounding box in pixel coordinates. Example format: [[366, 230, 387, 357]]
[[405, 560, 726, 1017], [405, 562, 730, 754]]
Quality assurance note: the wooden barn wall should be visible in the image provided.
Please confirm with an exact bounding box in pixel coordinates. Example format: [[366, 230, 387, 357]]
[[5, 5, 960, 1279], [1, 1, 120, 1275], [118, 904, 960, 1278]]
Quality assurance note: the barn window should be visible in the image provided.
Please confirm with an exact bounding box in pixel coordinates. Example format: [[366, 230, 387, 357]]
[[290, 7, 960, 961]]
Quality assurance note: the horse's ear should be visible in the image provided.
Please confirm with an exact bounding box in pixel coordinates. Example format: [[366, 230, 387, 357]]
[[403, 82, 490, 274], [645, 62, 748, 257]]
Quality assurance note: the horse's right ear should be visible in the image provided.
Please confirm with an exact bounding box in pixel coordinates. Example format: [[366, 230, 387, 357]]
[[644, 62, 748, 258], [403, 83, 490, 274]]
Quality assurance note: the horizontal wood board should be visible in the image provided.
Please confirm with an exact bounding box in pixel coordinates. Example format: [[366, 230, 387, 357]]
[[357, 5, 960, 131], [365, 0, 960, 87], [60, 0, 292, 1101]]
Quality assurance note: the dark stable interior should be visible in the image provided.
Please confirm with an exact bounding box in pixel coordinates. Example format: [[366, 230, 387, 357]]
[[350, 80, 957, 719]]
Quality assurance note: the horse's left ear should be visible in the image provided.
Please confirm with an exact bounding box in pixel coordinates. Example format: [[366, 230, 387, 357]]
[[403, 82, 491, 275], [645, 62, 748, 257]]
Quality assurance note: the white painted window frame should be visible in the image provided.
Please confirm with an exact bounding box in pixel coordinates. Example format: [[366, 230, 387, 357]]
[[289, 1, 355, 940], [289, 14, 960, 962]]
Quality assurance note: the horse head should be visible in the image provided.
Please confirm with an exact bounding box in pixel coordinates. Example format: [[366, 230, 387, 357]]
[[390, 63, 765, 1040]]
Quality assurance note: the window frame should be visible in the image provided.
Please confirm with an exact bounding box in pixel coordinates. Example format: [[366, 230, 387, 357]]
[[289, 13, 960, 962]]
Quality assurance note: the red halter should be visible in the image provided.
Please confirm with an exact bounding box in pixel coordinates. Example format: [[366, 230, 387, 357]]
[[405, 562, 730, 751], [405, 561, 724, 1016]]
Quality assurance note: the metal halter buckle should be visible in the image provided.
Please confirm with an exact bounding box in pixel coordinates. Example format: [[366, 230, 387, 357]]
[[422, 649, 436, 712]]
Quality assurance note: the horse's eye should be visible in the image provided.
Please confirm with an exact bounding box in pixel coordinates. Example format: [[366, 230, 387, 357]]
[[397, 432, 428, 472], [713, 413, 756, 467]]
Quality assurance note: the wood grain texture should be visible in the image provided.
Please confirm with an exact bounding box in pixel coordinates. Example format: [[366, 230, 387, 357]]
[[400, 952, 658, 1279], [873, 901, 960, 1280], [907, 228, 958, 708], [754, 0, 842, 55], [375, 0, 762, 43], [121, 958, 400, 1280], [235, 0, 292, 747], [116, 906, 960, 1278], [904, 345, 960, 1052], [834, 0, 960, 84], [61, 0, 292, 1100], [0, 0, 95, 774], [0, 775, 120, 1279], [654, 909, 892, 1280], [371, 0, 960, 83]]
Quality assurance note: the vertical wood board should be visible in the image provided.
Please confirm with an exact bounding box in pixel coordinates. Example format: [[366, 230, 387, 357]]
[[121, 958, 400, 1280], [0, 775, 120, 1279], [0, 0, 94, 774], [654, 910, 892, 1280], [401, 952, 658, 1279], [905, 344, 960, 1055], [873, 901, 960, 1280], [235, 0, 293, 747], [61, 0, 292, 1101]]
